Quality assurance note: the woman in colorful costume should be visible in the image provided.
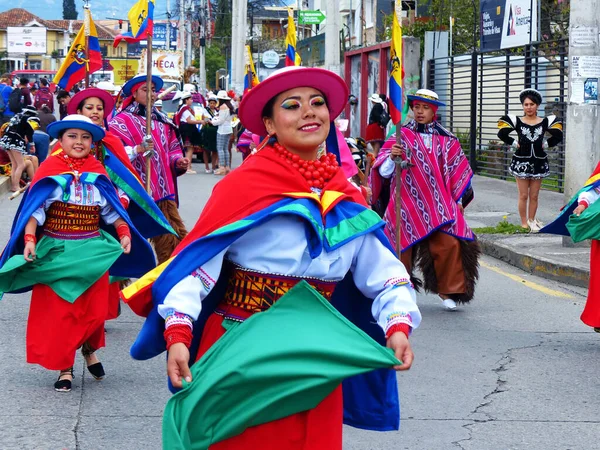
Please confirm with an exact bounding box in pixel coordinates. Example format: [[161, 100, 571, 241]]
[[109, 75, 189, 264], [370, 89, 480, 310], [121, 67, 421, 448], [0, 106, 40, 191], [68, 87, 178, 319], [497, 88, 563, 232], [540, 162, 600, 332], [0, 115, 156, 392], [174, 91, 203, 174]]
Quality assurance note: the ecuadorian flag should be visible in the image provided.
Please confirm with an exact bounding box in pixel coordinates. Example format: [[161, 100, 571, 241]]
[[285, 8, 301, 67], [113, 0, 155, 47], [243, 45, 260, 94], [388, 11, 404, 125], [53, 8, 102, 91]]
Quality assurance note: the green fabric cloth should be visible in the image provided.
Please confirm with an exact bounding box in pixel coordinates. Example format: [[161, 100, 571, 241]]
[[566, 192, 600, 242], [0, 231, 123, 302], [162, 281, 400, 450]]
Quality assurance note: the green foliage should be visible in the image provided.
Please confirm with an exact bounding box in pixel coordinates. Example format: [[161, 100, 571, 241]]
[[204, 45, 226, 90], [62, 0, 78, 20], [473, 218, 530, 234]]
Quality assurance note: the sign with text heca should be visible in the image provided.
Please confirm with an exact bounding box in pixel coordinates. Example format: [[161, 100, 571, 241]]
[[298, 10, 326, 25], [7, 27, 47, 54]]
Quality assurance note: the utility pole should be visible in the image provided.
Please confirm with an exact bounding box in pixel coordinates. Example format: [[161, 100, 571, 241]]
[[564, 0, 600, 224], [199, 0, 206, 92], [236, 0, 247, 93], [187, 1, 194, 67], [166, 0, 171, 50], [324, 0, 340, 74], [180, 0, 186, 65], [231, 0, 239, 91]]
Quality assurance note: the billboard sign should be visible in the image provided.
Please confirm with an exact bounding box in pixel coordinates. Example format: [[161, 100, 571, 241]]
[[139, 50, 183, 78], [140, 23, 178, 49], [480, 0, 537, 52], [7, 27, 47, 54]]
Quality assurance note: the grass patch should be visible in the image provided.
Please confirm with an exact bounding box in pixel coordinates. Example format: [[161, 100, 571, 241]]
[[473, 219, 530, 235]]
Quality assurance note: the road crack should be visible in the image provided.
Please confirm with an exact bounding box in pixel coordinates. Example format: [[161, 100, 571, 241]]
[[453, 340, 545, 449], [73, 366, 85, 450]]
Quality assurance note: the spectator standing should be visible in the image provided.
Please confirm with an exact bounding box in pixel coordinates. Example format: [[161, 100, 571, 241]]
[[34, 78, 54, 113], [174, 92, 204, 174], [57, 90, 71, 120], [200, 95, 219, 173], [33, 105, 56, 163], [365, 93, 388, 157], [497, 88, 563, 232], [0, 73, 15, 125], [211, 90, 234, 175], [18, 78, 33, 108]]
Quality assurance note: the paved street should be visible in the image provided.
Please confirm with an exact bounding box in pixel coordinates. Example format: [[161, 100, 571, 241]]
[[0, 156, 598, 449]]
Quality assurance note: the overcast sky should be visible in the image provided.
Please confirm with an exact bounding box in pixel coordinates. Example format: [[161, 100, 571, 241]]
[[1, 0, 295, 22]]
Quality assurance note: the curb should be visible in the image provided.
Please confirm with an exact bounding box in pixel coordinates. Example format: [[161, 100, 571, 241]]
[[478, 235, 590, 289], [0, 176, 9, 197]]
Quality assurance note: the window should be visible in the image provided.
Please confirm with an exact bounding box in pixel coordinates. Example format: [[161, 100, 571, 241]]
[[365, 0, 373, 28]]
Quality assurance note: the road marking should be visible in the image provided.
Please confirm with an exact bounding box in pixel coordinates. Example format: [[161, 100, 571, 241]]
[[480, 260, 574, 298]]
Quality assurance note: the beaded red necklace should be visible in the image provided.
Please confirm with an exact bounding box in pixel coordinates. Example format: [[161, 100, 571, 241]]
[[61, 153, 89, 180], [273, 142, 339, 190]]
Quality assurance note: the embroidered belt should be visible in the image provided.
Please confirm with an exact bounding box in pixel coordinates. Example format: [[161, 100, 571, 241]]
[[221, 263, 337, 313], [43, 202, 101, 239]]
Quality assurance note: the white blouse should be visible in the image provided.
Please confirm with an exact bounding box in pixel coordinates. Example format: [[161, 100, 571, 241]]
[[158, 215, 421, 335], [33, 182, 121, 226], [579, 186, 600, 207]]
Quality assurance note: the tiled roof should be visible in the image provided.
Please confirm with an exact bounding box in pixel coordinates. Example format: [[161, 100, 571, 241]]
[[0, 8, 63, 30], [0, 9, 118, 41], [46, 20, 118, 40]]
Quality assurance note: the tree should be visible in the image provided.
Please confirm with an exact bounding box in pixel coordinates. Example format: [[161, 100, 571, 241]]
[[204, 44, 226, 90], [63, 0, 78, 20]]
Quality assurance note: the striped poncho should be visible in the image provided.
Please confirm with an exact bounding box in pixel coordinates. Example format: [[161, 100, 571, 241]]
[[370, 120, 474, 251]]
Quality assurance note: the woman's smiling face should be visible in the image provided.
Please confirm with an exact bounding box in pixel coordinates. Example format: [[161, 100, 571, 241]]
[[263, 87, 330, 160], [77, 96, 105, 125]]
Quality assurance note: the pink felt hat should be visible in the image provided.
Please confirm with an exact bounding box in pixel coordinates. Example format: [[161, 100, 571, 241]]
[[68, 87, 116, 115], [238, 66, 349, 136]]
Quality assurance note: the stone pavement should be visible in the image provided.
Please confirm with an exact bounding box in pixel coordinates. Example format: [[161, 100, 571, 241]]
[[466, 175, 591, 288]]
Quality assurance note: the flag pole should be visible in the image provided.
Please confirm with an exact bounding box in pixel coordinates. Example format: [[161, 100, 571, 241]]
[[84, 4, 90, 88], [145, 38, 153, 194]]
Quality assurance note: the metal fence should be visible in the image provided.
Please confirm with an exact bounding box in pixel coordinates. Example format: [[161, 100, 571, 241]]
[[427, 39, 568, 192]]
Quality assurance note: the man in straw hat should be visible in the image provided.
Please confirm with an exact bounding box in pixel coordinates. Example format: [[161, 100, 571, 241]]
[[371, 88, 480, 310], [108, 74, 189, 263]]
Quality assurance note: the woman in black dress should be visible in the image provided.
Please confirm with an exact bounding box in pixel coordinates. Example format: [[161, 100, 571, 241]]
[[497, 88, 563, 231]]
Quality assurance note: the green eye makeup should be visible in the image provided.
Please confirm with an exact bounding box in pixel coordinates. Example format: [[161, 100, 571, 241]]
[[281, 99, 301, 110], [310, 97, 326, 106]]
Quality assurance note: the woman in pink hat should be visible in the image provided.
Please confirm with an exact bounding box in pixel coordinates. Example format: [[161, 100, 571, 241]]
[[126, 66, 421, 449]]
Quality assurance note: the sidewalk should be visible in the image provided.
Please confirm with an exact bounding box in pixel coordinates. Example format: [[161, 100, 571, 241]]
[[466, 175, 590, 288]]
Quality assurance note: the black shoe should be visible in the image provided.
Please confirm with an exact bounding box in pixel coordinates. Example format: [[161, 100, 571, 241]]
[[86, 362, 105, 380], [81, 343, 105, 380], [54, 368, 74, 392]]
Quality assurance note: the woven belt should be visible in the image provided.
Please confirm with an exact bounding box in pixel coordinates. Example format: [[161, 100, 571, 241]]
[[43, 202, 101, 239], [222, 263, 337, 313]]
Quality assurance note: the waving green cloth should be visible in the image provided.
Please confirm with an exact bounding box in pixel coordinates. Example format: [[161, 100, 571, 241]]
[[162, 281, 401, 450], [0, 231, 122, 302], [567, 193, 600, 242]]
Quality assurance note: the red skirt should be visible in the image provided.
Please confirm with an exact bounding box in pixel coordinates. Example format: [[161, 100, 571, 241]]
[[26, 273, 109, 370], [106, 282, 121, 320], [581, 240, 600, 328], [365, 123, 385, 143], [197, 304, 343, 450]]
